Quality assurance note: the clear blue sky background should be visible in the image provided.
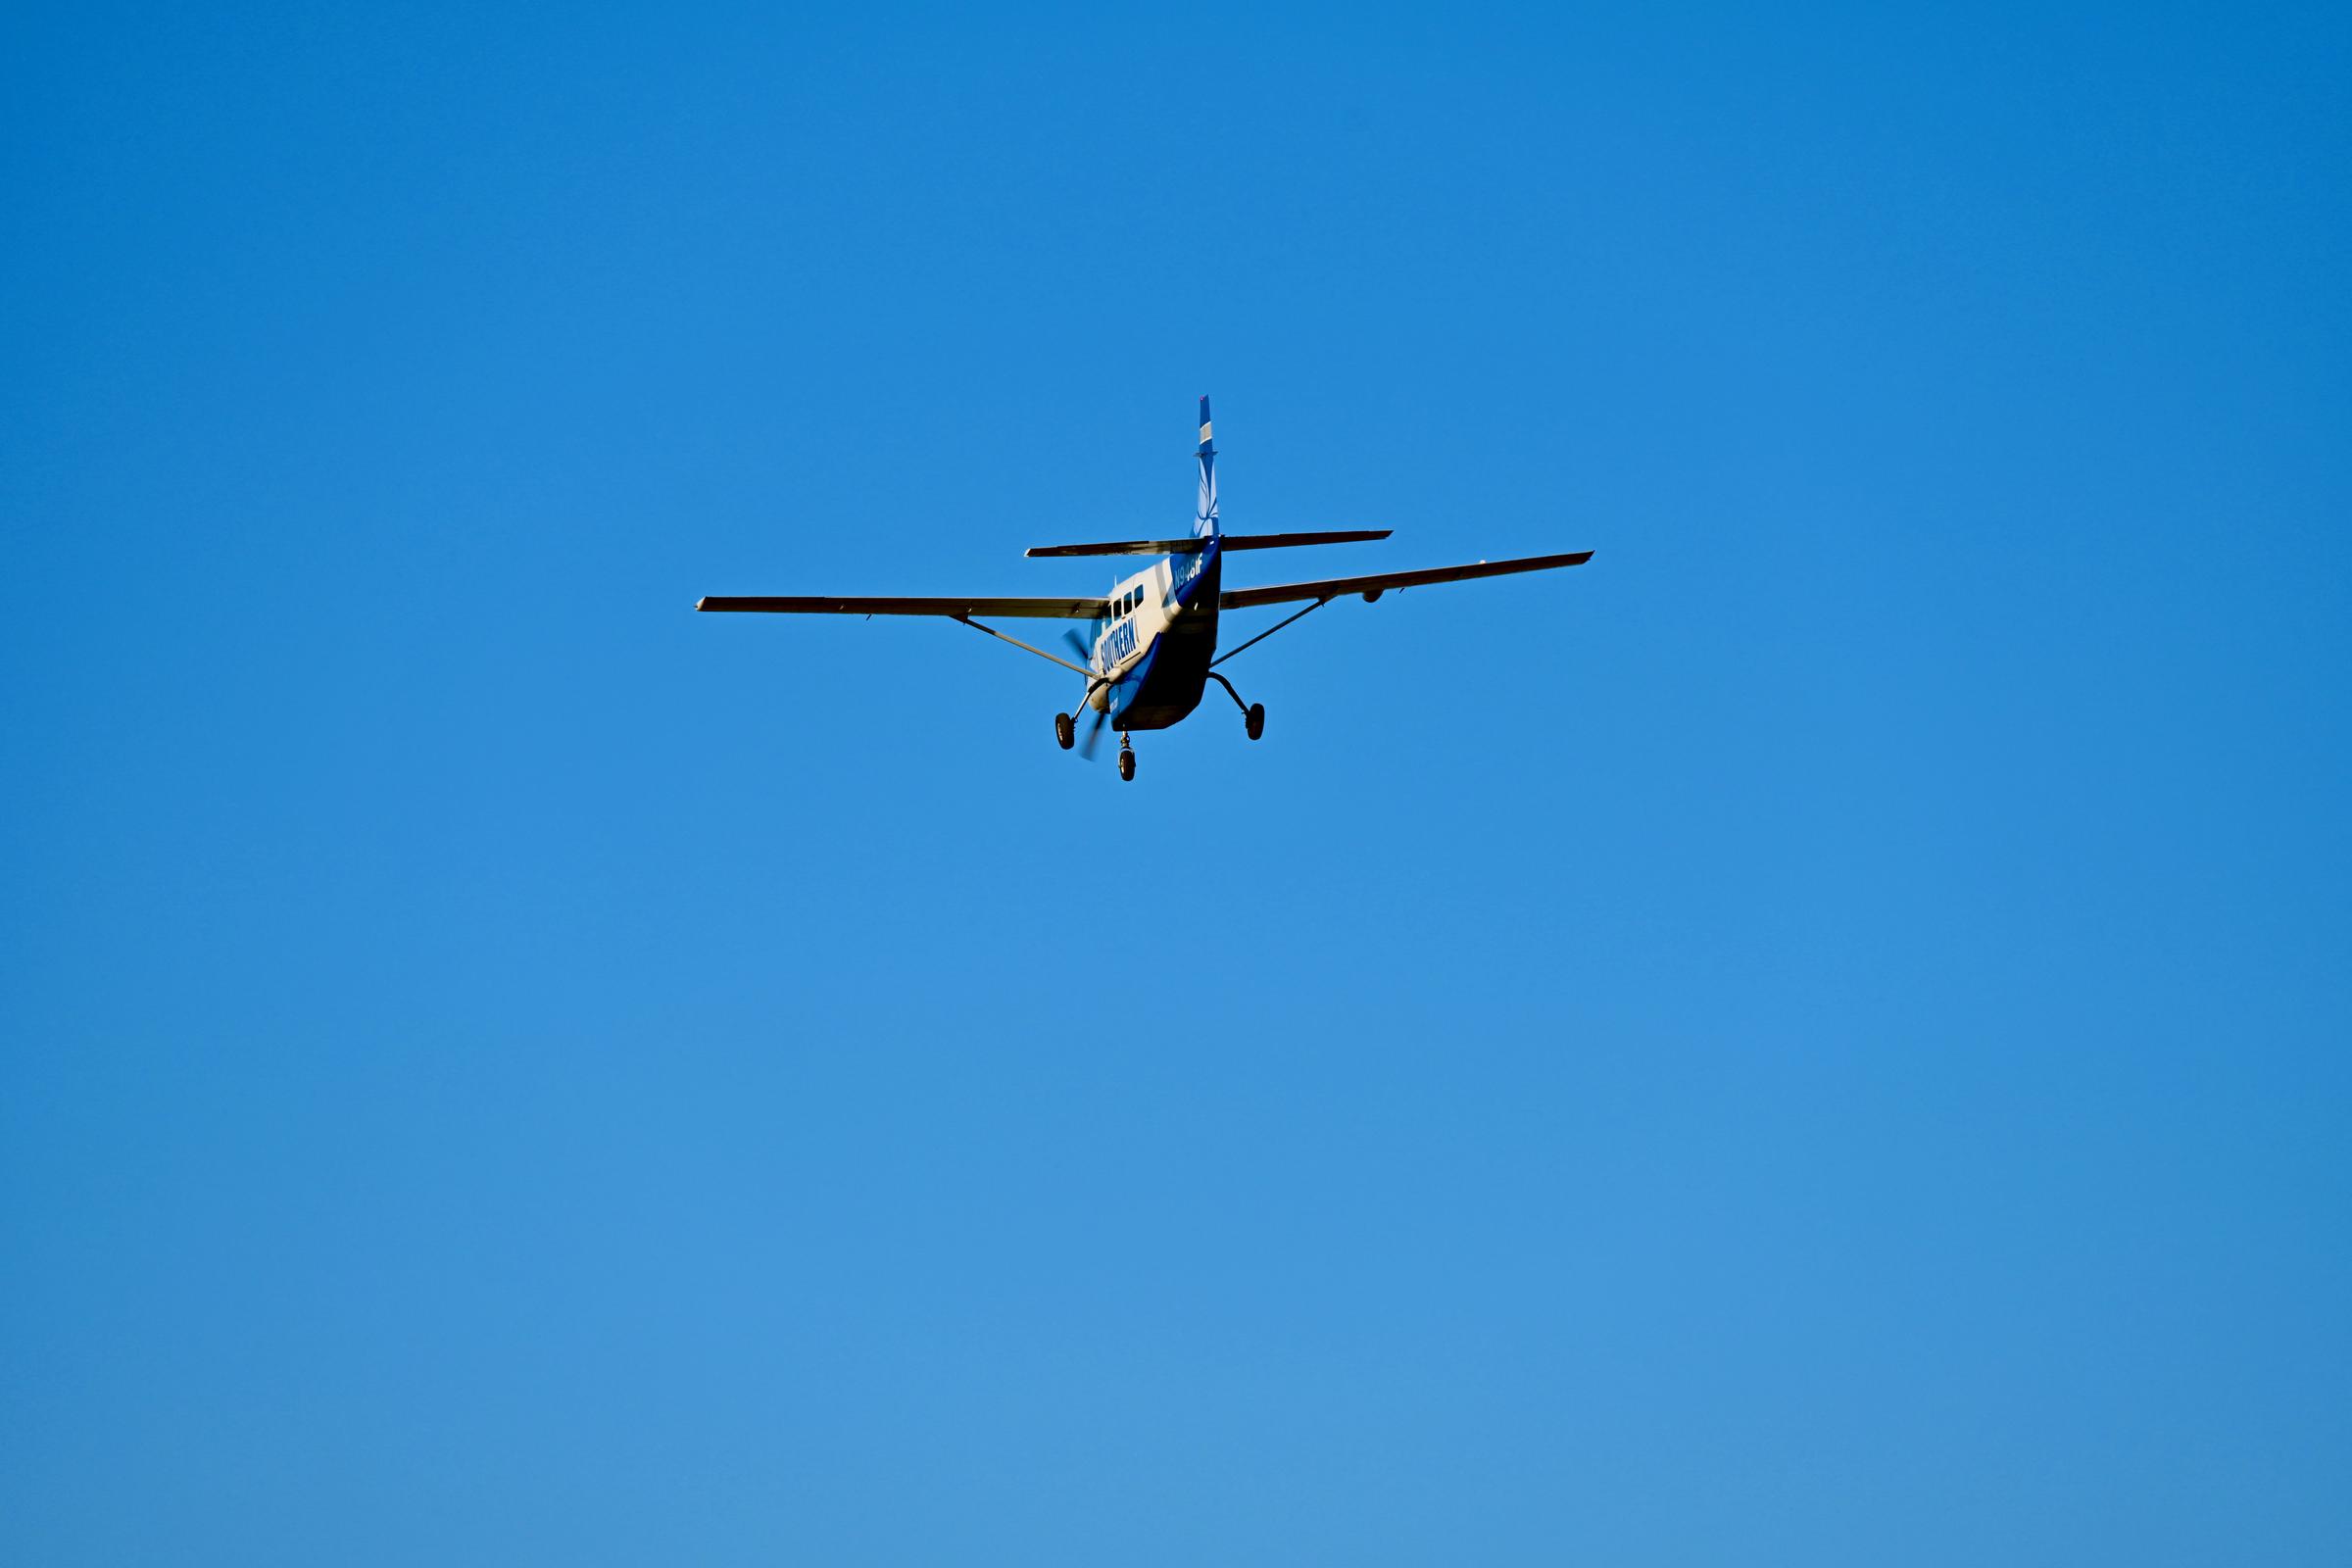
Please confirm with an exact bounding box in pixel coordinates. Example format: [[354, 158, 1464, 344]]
[[4, 4, 2347, 1562]]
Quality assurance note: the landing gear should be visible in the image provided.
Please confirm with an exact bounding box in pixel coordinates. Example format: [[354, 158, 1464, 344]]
[[1206, 671, 1266, 743], [1054, 711, 1075, 750], [1117, 735, 1137, 782]]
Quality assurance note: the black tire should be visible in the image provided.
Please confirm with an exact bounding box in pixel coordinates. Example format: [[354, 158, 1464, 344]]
[[1245, 703, 1265, 741], [1118, 750, 1136, 782], [1054, 712, 1075, 750]]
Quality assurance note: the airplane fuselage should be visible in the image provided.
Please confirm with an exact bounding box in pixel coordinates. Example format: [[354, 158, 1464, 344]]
[[1089, 539, 1222, 731]]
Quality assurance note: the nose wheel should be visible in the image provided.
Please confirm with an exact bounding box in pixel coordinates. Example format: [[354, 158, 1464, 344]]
[[1117, 735, 1137, 782]]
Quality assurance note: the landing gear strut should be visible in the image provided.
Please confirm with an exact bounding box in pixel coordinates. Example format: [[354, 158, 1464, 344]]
[[1207, 671, 1267, 742], [1117, 734, 1137, 782], [1054, 711, 1075, 750]]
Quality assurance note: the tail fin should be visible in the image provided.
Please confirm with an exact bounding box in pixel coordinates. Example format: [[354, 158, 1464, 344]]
[[1194, 394, 1219, 539]]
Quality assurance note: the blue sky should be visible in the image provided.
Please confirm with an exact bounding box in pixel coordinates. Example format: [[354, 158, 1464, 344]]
[[4, 4, 2347, 1562]]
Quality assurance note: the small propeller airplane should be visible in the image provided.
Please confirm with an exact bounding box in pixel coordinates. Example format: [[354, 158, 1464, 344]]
[[697, 397, 1593, 780]]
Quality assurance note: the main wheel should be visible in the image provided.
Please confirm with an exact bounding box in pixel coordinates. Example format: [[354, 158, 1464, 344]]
[[1245, 703, 1265, 741], [1054, 712, 1075, 750], [1117, 749, 1137, 782]]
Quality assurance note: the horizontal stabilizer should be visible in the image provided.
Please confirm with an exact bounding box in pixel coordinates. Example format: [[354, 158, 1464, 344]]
[[697, 594, 1110, 619], [1220, 550, 1592, 612], [1222, 529, 1393, 551], [1025, 529, 1392, 558], [1025, 538, 1202, 558]]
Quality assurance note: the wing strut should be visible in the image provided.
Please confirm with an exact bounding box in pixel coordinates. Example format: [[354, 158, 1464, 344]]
[[954, 614, 1096, 678], [1209, 596, 1334, 669]]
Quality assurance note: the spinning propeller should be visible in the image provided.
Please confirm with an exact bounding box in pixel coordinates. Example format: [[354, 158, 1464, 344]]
[[1062, 628, 1110, 760]]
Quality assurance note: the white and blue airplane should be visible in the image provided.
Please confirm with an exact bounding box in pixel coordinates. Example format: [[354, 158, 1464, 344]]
[[697, 398, 1592, 780]]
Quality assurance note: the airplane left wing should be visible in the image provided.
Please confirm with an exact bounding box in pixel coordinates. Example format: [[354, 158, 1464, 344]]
[[1218, 550, 1592, 611], [697, 595, 1110, 618]]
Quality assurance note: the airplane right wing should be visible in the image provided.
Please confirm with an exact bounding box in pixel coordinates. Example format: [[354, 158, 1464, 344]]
[[1217, 550, 1592, 611]]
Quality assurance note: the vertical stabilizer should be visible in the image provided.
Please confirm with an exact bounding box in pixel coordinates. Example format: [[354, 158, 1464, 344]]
[[1194, 394, 1219, 539]]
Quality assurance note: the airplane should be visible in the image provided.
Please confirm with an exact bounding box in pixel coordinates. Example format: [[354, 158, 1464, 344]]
[[696, 398, 1592, 781]]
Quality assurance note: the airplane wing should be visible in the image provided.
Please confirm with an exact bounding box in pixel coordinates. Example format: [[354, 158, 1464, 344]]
[[1218, 550, 1593, 611], [696, 595, 1110, 618]]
